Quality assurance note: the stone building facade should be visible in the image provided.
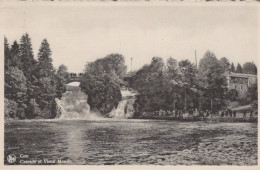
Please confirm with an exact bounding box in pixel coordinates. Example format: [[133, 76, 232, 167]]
[[226, 72, 257, 99]]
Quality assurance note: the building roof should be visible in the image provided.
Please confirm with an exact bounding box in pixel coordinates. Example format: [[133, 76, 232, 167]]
[[225, 72, 257, 78]]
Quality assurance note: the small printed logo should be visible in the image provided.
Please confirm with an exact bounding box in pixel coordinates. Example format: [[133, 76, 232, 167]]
[[7, 154, 16, 164]]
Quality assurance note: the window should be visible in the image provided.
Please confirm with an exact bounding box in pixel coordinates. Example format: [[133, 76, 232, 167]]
[[241, 86, 243, 90]]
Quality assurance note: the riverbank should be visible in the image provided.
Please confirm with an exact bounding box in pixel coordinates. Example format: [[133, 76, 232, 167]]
[[4, 116, 258, 123], [138, 115, 258, 123]]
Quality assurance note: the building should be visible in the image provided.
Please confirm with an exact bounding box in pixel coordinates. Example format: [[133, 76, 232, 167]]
[[225, 72, 257, 98]]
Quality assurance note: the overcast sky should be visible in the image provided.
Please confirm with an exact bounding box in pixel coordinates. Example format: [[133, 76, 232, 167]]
[[2, 4, 258, 73]]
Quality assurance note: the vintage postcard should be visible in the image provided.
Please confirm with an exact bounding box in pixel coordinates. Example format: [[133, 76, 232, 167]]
[[1, 1, 259, 169]]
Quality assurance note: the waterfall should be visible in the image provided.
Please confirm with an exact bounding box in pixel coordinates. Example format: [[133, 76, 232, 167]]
[[55, 82, 101, 119], [108, 89, 137, 119]]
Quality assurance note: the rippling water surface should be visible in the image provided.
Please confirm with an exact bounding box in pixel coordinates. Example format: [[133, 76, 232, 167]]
[[4, 119, 257, 165]]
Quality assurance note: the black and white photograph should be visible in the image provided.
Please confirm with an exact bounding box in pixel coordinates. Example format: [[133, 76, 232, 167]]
[[2, 1, 259, 167]]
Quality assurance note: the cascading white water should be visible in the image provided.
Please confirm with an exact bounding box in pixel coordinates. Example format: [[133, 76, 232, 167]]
[[56, 82, 101, 119], [108, 89, 137, 119]]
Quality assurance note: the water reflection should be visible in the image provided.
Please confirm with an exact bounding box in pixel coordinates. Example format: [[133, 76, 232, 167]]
[[64, 124, 86, 164]]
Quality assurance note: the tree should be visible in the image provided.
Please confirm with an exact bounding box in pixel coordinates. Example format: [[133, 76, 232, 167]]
[[198, 51, 219, 75], [34, 39, 57, 118], [4, 37, 10, 71], [10, 41, 20, 67], [236, 63, 243, 73], [93, 53, 127, 78], [230, 62, 235, 72], [4, 67, 28, 103], [167, 57, 177, 71], [4, 98, 18, 119], [35, 77, 57, 118], [55, 64, 69, 98], [130, 64, 152, 95], [4, 34, 67, 119], [37, 39, 54, 77], [150, 57, 165, 72], [132, 57, 167, 95], [4, 67, 28, 118], [178, 60, 198, 110], [166, 57, 179, 80], [178, 59, 197, 85], [80, 73, 122, 115], [243, 62, 257, 75], [27, 99, 41, 118], [19, 33, 36, 78], [130, 57, 183, 116], [219, 57, 230, 73], [57, 64, 69, 80], [54, 74, 66, 99], [28, 39, 62, 118], [80, 54, 127, 115], [198, 50, 227, 111]]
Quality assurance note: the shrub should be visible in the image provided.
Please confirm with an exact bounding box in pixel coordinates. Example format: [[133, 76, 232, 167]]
[[4, 98, 18, 119]]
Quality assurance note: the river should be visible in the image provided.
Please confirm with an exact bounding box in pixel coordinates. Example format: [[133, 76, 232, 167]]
[[4, 119, 257, 165]]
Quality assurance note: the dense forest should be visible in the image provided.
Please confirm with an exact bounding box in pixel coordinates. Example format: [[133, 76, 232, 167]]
[[4, 34, 69, 119], [4, 33, 258, 119]]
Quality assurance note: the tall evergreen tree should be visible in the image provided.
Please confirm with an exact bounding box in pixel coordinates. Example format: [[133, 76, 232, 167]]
[[34, 39, 57, 118], [19, 33, 36, 78], [10, 41, 20, 67], [37, 39, 54, 77], [236, 63, 243, 73], [4, 37, 10, 71]]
